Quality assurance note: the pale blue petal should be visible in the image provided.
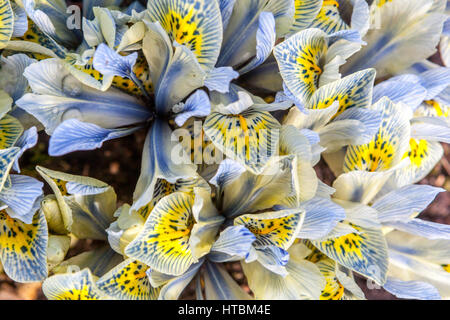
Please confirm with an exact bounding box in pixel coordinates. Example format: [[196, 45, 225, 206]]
[[297, 197, 346, 240], [373, 185, 445, 223], [419, 67, 450, 100], [384, 277, 441, 300], [373, 80, 427, 110], [0, 175, 43, 224], [157, 261, 204, 300], [239, 11, 276, 75], [17, 59, 151, 134], [327, 29, 364, 45], [219, 0, 236, 30], [125, 1, 145, 15], [255, 245, 289, 277], [93, 43, 137, 78], [389, 219, 450, 240], [13, 127, 38, 173], [209, 159, 245, 189], [209, 225, 256, 263], [203, 261, 252, 300], [204, 67, 239, 93], [11, 3, 28, 37], [173, 90, 211, 127], [66, 181, 109, 196], [49, 119, 140, 156]]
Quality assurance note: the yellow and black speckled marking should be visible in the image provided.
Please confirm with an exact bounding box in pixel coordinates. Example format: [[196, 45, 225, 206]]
[[0, 115, 23, 149], [0, 209, 48, 282], [311, 223, 388, 284], [125, 192, 196, 276], [309, 0, 349, 34], [415, 100, 450, 119], [13, 19, 64, 59], [0, 0, 13, 49], [147, 0, 222, 70], [97, 259, 160, 300], [43, 268, 105, 300], [204, 109, 280, 174], [442, 264, 450, 273], [234, 210, 302, 250]]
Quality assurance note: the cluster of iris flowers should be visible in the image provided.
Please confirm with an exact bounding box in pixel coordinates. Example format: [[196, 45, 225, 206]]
[[0, 0, 448, 300]]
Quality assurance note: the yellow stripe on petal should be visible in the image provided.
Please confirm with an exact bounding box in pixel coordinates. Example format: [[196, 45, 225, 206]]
[[125, 192, 196, 276], [0, 115, 23, 149], [0, 0, 13, 49], [442, 264, 450, 273], [0, 209, 48, 282], [311, 223, 388, 285], [97, 259, 160, 300], [43, 269, 106, 300], [310, 0, 350, 34], [234, 209, 304, 250], [415, 100, 450, 119], [343, 97, 411, 172], [290, 0, 323, 34], [147, 0, 222, 70], [204, 109, 280, 174], [376, 0, 393, 7]]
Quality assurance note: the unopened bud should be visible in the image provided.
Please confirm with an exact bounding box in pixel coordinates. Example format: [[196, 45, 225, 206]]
[[42, 195, 68, 235]]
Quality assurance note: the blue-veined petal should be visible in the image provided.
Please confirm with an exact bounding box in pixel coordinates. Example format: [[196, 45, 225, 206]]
[[239, 11, 276, 75], [17, 59, 151, 134], [154, 43, 206, 115], [204, 66, 239, 93], [173, 89, 211, 127], [22, 0, 81, 49], [218, 0, 294, 68], [234, 208, 305, 250], [254, 245, 290, 276], [384, 277, 441, 300], [242, 242, 325, 299], [219, 0, 236, 30], [93, 43, 138, 78], [410, 117, 450, 143], [131, 119, 197, 213], [0, 174, 43, 224], [97, 258, 159, 300], [0, 208, 47, 282], [36, 166, 114, 234], [209, 225, 256, 263], [343, 97, 411, 172], [297, 197, 345, 240], [309, 0, 349, 34], [147, 0, 222, 70], [220, 156, 296, 218], [11, 2, 27, 38], [311, 223, 388, 285], [373, 79, 427, 111], [203, 261, 253, 300], [12, 126, 37, 173], [49, 119, 141, 156], [157, 261, 203, 300], [343, 0, 446, 78], [388, 219, 450, 240], [43, 268, 106, 300], [373, 184, 445, 223], [318, 107, 382, 152], [0, 146, 20, 192], [418, 67, 450, 100], [208, 158, 245, 190], [0, 54, 36, 102]]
